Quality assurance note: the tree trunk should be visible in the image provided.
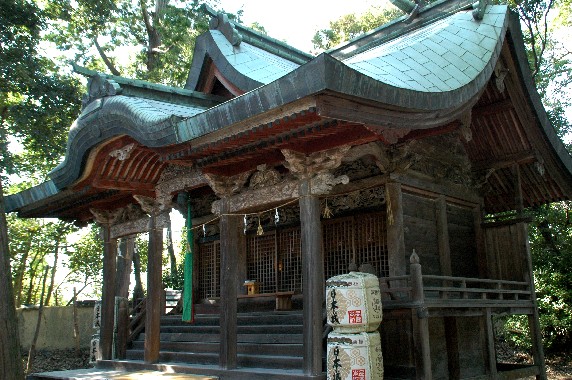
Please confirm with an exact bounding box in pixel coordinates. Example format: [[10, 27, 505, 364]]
[[44, 237, 61, 306], [167, 218, 177, 280], [0, 178, 25, 380], [132, 242, 144, 303], [13, 238, 32, 307], [26, 265, 49, 374]]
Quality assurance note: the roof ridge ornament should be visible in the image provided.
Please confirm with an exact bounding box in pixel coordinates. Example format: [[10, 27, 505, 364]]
[[82, 74, 121, 109], [209, 12, 242, 46], [472, 0, 488, 20]]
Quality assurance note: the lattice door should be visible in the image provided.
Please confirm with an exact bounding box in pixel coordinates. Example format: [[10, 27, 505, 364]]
[[246, 232, 277, 294], [198, 240, 220, 300], [278, 227, 302, 293]]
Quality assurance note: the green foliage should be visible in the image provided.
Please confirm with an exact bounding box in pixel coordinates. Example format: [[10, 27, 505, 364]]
[[67, 224, 104, 298], [163, 262, 185, 290], [529, 202, 572, 351], [311, 6, 402, 52]]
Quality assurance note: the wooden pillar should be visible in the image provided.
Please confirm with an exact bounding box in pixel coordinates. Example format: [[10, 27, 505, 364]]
[[483, 308, 498, 379], [299, 178, 325, 376], [518, 221, 547, 380], [99, 224, 117, 360], [115, 236, 134, 299], [386, 182, 406, 277], [410, 251, 432, 380], [436, 195, 452, 277], [145, 210, 163, 363], [219, 197, 239, 369]]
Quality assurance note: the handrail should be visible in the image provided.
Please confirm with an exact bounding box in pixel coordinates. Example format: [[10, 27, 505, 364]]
[[127, 298, 147, 344], [377, 252, 534, 310]]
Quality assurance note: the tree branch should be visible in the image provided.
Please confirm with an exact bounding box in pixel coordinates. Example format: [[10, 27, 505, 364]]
[[93, 36, 121, 76]]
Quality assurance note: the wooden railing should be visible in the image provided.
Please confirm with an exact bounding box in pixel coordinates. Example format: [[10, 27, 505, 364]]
[[127, 298, 147, 345], [378, 251, 534, 311]]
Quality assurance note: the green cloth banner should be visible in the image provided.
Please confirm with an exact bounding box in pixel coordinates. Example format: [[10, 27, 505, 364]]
[[182, 195, 194, 322]]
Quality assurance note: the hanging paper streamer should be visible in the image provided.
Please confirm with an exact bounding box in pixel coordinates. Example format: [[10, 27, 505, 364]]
[[257, 215, 264, 236], [274, 208, 280, 224], [243, 215, 247, 235], [182, 194, 195, 323], [202, 223, 206, 237]]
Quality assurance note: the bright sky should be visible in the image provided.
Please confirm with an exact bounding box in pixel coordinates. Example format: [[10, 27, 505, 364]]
[[216, 0, 393, 52]]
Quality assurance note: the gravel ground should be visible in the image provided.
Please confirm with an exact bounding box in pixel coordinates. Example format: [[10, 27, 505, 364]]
[[22, 348, 92, 374], [22, 348, 572, 379]]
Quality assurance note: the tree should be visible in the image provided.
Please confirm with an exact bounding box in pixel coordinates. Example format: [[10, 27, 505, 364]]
[[311, 6, 402, 52], [44, 0, 236, 86]]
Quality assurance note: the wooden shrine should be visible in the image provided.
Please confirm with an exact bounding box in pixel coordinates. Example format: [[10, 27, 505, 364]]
[[8, 1, 572, 379]]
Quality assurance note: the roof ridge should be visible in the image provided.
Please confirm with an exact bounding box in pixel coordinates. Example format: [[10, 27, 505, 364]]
[[201, 4, 313, 65], [328, 0, 477, 59]]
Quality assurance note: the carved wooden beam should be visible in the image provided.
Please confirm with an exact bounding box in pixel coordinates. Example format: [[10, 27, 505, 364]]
[[90, 208, 123, 226], [155, 164, 207, 207], [204, 171, 252, 199]]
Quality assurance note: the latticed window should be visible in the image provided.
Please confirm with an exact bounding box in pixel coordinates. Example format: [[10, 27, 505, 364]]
[[197, 240, 220, 299], [197, 211, 388, 299], [246, 232, 277, 294]]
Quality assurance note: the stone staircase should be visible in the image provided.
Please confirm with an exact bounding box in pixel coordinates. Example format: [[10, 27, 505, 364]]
[[126, 310, 305, 370]]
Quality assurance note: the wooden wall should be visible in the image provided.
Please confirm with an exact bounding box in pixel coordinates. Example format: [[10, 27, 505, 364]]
[[403, 193, 441, 275], [483, 223, 528, 281], [447, 204, 478, 278]]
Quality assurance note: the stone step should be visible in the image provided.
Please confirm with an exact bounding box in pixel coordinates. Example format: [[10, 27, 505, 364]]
[[156, 324, 303, 334], [138, 332, 304, 344], [125, 350, 303, 370], [160, 311, 304, 326], [130, 341, 304, 356]]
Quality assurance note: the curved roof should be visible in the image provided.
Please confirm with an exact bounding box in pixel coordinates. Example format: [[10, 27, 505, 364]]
[[5, 1, 572, 220]]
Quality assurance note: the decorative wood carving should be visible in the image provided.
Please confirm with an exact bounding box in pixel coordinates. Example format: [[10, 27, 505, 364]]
[[494, 60, 509, 93], [282, 146, 351, 178], [155, 165, 207, 210], [109, 143, 135, 161], [321, 186, 386, 215], [90, 208, 123, 226], [249, 164, 282, 190], [310, 172, 349, 195], [133, 195, 168, 216], [459, 110, 473, 142], [205, 171, 252, 198], [209, 12, 242, 46], [380, 127, 411, 144]]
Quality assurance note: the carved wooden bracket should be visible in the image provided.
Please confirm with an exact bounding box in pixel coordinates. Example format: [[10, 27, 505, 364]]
[[459, 110, 473, 142], [249, 164, 282, 190], [155, 165, 207, 207], [90, 208, 123, 226], [282, 145, 351, 178], [494, 60, 509, 93], [133, 195, 169, 216], [204, 171, 252, 198]]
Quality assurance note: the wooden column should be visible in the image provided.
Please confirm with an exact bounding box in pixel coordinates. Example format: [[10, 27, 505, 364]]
[[299, 178, 324, 376], [145, 210, 164, 363], [483, 308, 498, 378], [386, 182, 406, 277], [219, 197, 240, 369], [134, 195, 168, 364], [410, 251, 432, 380], [100, 224, 117, 360], [90, 209, 121, 361], [115, 236, 134, 299], [436, 195, 452, 277]]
